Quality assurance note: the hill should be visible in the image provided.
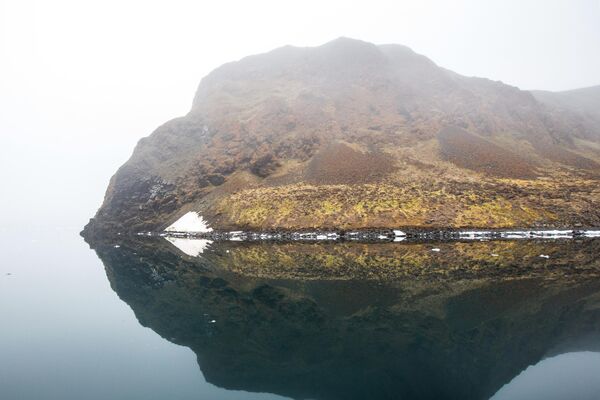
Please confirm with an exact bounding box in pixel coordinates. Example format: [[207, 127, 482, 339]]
[[83, 38, 600, 236]]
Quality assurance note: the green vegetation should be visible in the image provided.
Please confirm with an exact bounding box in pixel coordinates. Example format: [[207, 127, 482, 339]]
[[212, 178, 590, 230]]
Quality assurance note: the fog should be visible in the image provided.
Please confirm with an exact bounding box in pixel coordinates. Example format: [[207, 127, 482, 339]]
[[1, 0, 599, 230]]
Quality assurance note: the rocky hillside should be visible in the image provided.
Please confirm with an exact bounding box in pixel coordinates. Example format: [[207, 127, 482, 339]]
[[83, 38, 600, 236]]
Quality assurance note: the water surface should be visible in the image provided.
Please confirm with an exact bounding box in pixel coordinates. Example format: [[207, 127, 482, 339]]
[[2, 229, 600, 399]]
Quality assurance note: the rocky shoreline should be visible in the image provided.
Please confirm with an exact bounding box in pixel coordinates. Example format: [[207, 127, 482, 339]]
[[142, 227, 600, 242]]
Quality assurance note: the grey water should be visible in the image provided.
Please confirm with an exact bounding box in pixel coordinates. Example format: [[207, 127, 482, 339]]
[[0, 228, 284, 400], [2, 226, 600, 400]]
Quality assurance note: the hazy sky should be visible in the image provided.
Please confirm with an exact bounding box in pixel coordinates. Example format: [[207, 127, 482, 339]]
[[1, 0, 599, 228]]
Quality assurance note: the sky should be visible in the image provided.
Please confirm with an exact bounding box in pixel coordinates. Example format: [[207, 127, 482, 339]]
[[0, 0, 599, 229]]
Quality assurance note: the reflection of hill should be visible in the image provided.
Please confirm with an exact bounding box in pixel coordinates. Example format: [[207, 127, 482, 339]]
[[203, 239, 600, 281], [89, 238, 600, 400]]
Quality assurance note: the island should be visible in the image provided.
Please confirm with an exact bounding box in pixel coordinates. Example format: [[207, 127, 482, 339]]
[[82, 38, 600, 238]]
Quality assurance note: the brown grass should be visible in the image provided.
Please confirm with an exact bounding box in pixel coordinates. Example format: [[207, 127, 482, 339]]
[[305, 142, 396, 184], [438, 126, 538, 179], [533, 141, 600, 170]]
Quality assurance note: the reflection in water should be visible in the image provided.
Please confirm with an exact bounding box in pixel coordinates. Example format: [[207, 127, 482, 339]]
[[88, 237, 600, 400]]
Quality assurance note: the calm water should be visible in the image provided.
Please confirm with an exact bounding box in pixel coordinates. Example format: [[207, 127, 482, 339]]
[[2, 228, 600, 400]]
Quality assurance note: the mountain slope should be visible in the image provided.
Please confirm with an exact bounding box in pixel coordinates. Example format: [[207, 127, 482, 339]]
[[83, 38, 600, 236], [532, 85, 600, 123], [532, 85, 600, 145]]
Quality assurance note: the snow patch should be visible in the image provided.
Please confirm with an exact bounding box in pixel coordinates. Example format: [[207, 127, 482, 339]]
[[503, 231, 527, 239], [228, 231, 244, 241], [501, 230, 573, 239], [459, 231, 491, 239], [165, 237, 212, 257], [529, 230, 572, 238], [165, 212, 213, 233], [393, 230, 406, 237]]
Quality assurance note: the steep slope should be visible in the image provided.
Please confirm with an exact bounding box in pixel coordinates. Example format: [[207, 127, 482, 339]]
[[83, 38, 600, 236]]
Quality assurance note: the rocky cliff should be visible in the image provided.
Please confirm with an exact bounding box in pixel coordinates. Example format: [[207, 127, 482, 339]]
[[83, 38, 600, 236]]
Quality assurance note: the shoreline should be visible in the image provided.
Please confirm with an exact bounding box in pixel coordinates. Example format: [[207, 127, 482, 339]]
[[141, 228, 600, 242]]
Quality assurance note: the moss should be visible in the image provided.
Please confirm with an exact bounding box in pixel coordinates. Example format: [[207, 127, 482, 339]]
[[453, 199, 558, 228], [274, 199, 299, 224], [352, 201, 368, 217], [455, 199, 519, 227], [316, 200, 343, 217], [237, 204, 271, 226], [211, 179, 600, 230], [200, 239, 600, 281]]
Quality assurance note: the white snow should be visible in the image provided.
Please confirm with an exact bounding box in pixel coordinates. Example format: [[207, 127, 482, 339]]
[[113, 245, 120, 248], [459, 231, 492, 239], [393, 237, 406, 242], [165, 211, 213, 233], [431, 248, 441, 252], [499, 230, 573, 239], [539, 230, 572, 235], [459, 231, 477, 239], [539, 254, 550, 259], [529, 230, 572, 238], [269, 231, 341, 241], [393, 230, 407, 237], [584, 230, 600, 238], [228, 231, 244, 241], [503, 231, 528, 239], [164, 237, 213, 257]]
